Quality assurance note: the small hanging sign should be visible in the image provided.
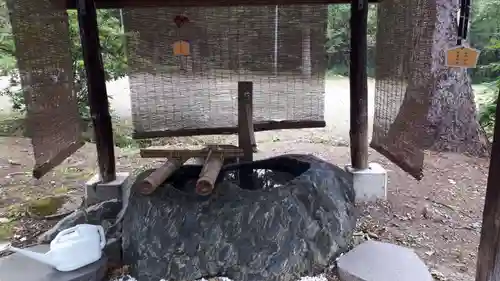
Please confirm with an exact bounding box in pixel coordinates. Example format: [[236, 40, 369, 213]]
[[172, 15, 191, 57], [173, 40, 190, 56], [445, 46, 480, 68], [445, 0, 479, 68]]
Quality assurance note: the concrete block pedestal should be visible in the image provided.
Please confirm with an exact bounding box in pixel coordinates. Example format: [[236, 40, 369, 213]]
[[345, 163, 387, 202], [85, 172, 130, 205]]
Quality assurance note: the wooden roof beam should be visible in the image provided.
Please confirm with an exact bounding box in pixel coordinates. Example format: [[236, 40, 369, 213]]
[[65, 0, 380, 9]]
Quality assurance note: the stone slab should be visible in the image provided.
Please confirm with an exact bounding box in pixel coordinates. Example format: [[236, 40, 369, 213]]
[[337, 240, 432, 281], [345, 162, 387, 202], [0, 245, 107, 281]]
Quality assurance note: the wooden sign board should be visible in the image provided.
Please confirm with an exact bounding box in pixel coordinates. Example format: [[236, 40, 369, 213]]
[[445, 46, 480, 68], [172, 40, 190, 56]]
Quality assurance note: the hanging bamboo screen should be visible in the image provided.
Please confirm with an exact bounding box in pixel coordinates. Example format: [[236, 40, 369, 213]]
[[7, 0, 84, 179], [122, 5, 328, 138], [371, 0, 489, 179]]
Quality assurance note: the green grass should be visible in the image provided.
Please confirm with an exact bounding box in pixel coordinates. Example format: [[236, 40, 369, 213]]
[[0, 112, 26, 137], [473, 82, 497, 108], [26, 196, 67, 217], [0, 56, 17, 76], [0, 222, 14, 240]]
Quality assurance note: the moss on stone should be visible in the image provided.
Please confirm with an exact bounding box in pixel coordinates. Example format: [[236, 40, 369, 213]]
[[0, 222, 14, 240], [26, 196, 67, 217]]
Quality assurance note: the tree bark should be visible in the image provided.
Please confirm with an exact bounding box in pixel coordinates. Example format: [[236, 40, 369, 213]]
[[380, 0, 489, 163], [426, 0, 489, 156]]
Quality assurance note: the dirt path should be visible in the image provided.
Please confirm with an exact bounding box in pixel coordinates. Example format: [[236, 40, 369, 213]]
[[0, 135, 487, 280], [0, 137, 157, 249]]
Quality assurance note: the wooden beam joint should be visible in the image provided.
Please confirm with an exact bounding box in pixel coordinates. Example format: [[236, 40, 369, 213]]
[[139, 144, 244, 195], [238, 81, 254, 190]]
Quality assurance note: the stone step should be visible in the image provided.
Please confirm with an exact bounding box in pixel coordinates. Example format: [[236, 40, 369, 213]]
[[337, 241, 432, 281]]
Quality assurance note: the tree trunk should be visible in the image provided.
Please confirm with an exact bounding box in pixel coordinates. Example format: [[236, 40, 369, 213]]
[[426, 0, 489, 156], [372, 0, 489, 179], [382, 0, 489, 160]]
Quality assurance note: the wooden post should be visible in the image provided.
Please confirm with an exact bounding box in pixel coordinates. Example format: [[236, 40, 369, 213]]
[[238, 81, 254, 189], [349, 0, 369, 170], [76, 0, 116, 182], [476, 88, 500, 281]]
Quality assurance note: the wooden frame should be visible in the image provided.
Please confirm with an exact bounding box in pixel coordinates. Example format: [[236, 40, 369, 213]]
[[138, 144, 244, 195], [65, 0, 379, 9], [75, 0, 370, 180], [349, 0, 369, 170], [132, 121, 325, 139], [238, 81, 255, 190], [73, 0, 500, 279], [76, 0, 116, 182]]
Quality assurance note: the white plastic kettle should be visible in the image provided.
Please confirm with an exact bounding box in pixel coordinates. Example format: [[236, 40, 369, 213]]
[[3, 224, 106, 272]]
